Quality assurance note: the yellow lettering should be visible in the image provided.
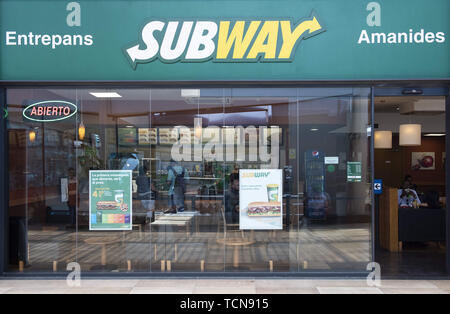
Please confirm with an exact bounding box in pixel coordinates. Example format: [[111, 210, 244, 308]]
[[278, 16, 322, 59], [216, 21, 261, 59], [247, 21, 279, 59]]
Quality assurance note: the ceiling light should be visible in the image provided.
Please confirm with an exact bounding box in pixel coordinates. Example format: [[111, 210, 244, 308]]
[[78, 122, 86, 141], [29, 130, 36, 143], [181, 89, 200, 98], [374, 131, 392, 149], [310, 128, 319, 131], [424, 133, 445, 137], [90, 92, 122, 98], [194, 117, 202, 139], [399, 124, 421, 146]]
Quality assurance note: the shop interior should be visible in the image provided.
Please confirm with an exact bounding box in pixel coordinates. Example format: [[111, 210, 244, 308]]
[[7, 87, 372, 274], [374, 94, 447, 276]]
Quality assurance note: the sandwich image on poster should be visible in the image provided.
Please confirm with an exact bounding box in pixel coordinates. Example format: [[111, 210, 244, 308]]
[[247, 201, 282, 217], [239, 169, 283, 230]]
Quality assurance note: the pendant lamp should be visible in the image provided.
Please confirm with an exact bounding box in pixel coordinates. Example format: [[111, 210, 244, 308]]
[[78, 121, 86, 141], [399, 124, 421, 146], [374, 131, 392, 149]]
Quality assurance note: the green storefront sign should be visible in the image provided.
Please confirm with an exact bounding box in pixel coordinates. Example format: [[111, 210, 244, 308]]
[[89, 170, 132, 231], [0, 0, 449, 81]]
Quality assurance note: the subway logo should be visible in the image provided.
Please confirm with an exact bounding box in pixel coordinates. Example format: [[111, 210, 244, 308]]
[[242, 172, 270, 178], [124, 11, 325, 68]]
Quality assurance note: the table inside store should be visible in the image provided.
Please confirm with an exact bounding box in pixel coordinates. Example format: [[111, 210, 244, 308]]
[[84, 236, 121, 271], [151, 211, 198, 235], [216, 235, 256, 269]]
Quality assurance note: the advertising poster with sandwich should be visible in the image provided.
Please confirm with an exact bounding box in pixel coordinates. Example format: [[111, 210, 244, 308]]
[[239, 169, 283, 230], [89, 170, 132, 231]]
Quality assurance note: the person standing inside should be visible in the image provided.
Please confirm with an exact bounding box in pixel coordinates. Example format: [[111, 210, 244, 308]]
[[167, 160, 189, 212], [67, 167, 77, 226], [136, 165, 156, 222], [225, 173, 240, 224]]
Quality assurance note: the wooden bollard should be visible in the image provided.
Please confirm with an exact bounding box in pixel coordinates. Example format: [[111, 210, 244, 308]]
[[127, 260, 132, 272], [174, 244, 178, 262], [19, 261, 24, 272], [161, 260, 165, 272], [269, 260, 273, 272], [53, 261, 58, 272], [303, 261, 308, 269], [166, 260, 172, 272], [200, 260, 205, 272]]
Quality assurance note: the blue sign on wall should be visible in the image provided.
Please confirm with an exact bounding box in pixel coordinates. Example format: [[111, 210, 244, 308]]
[[374, 179, 383, 195]]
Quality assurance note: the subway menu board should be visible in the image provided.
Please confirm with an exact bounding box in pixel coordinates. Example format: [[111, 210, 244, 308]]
[[89, 170, 132, 231]]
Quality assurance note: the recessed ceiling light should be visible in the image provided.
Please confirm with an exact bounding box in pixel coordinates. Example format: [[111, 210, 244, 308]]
[[424, 133, 445, 137], [90, 92, 122, 98], [181, 89, 200, 98], [310, 128, 319, 131]]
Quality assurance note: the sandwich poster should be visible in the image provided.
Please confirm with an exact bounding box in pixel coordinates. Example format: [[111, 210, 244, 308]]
[[239, 169, 283, 230], [89, 170, 132, 231]]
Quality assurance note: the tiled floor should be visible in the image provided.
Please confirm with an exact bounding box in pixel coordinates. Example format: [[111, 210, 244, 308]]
[[376, 244, 446, 277], [16, 223, 371, 273], [0, 279, 449, 294]]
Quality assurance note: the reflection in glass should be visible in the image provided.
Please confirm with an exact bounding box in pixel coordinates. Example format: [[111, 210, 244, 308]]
[[6, 87, 372, 273]]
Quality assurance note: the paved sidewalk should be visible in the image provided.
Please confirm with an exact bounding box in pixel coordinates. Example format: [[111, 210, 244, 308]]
[[0, 279, 449, 294]]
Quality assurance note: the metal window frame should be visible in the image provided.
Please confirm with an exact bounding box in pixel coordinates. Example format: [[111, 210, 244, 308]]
[[0, 87, 7, 276], [446, 87, 450, 273]]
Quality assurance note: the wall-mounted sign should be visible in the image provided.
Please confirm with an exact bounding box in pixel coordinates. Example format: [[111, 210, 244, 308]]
[[374, 179, 383, 195], [239, 169, 283, 230], [22, 100, 77, 122], [347, 162, 362, 182], [89, 170, 132, 231], [125, 13, 325, 68], [1, 0, 449, 81], [324, 156, 339, 164]]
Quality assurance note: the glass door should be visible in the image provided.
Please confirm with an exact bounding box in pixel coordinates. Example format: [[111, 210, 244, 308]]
[[297, 87, 372, 272], [149, 88, 226, 272], [7, 89, 79, 272]]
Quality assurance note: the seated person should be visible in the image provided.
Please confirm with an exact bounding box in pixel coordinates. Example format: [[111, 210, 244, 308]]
[[404, 174, 418, 191], [398, 181, 421, 208], [423, 191, 441, 208]]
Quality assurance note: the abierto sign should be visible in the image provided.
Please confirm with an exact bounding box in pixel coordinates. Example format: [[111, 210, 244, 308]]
[[124, 12, 325, 68], [22, 100, 77, 123]]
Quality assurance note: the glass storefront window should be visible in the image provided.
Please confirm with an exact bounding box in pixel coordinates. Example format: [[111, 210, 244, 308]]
[[6, 87, 372, 273]]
